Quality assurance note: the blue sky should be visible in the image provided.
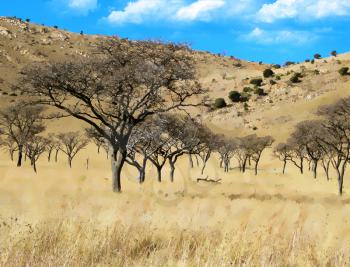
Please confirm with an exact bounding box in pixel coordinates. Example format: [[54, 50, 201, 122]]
[[2, 0, 350, 64]]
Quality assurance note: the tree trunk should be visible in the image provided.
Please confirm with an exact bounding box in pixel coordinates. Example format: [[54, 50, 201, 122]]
[[300, 158, 304, 174], [169, 160, 175, 183], [242, 158, 247, 173], [313, 160, 318, 179], [282, 160, 287, 174], [111, 149, 126, 193], [17, 145, 23, 167], [323, 160, 330, 181], [68, 157, 72, 168], [10, 150, 14, 161], [48, 150, 52, 162], [55, 149, 59, 162], [157, 166, 162, 182], [33, 160, 37, 173], [188, 154, 194, 168], [254, 160, 258, 175], [138, 157, 147, 184]]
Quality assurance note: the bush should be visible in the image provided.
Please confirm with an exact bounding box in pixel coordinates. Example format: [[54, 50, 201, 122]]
[[213, 98, 227, 109], [339, 67, 349, 76], [243, 87, 253, 93], [25, 18, 30, 23], [314, 69, 320, 75], [275, 75, 281, 80], [331, 50, 337, 57], [284, 61, 295, 66], [254, 88, 266, 96], [310, 59, 315, 64], [243, 103, 249, 111], [314, 53, 321, 59], [250, 78, 263, 86], [290, 73, 301, 83], [263, 69, 274, 78], [305, 59, 310, 62], [228, 91, 241, 102], [270, 80, 277, 85], [273, 64, 281, 69], [240, 92, 250, 102]]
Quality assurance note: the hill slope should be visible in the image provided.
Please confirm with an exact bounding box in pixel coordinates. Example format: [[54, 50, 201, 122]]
[[1, 16, 350, 141]]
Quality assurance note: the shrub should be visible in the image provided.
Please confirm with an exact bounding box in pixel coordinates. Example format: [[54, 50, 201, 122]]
[[228, 91, 241, 102], [275, 75, 281, 80], [53, 25, 58, 29], [290, 73, 301, 83], [305, 59, 310, 62], [243, 87, 253, 93], [240, 92, 250, 102], [80, 30, 84, 35], [284, 61, 295, 66], [273, 64, 281, 69], [314, 69, 320, 75], [314, 53, 321, 59], [270, 80, 277, 85], [250, 78, 263, 86], [331, 50, 337, 57], [213, 98, 227, 109], [243, 103, 249, 111], [339, 67, 349, 76], [263, 69, 274, 78], [254, 88, 265, 96], [25, 18, 30, 23]]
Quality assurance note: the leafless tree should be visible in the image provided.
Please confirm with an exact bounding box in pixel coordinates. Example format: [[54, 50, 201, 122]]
[[0, 137, 18, 161], [20, 39, 204, 192], [247, 135, 274, 175], [316, 98, 350, 195], [291, 121, 325, 179], [274, 143, 293, 174], [26, 136, 49, 173], [216, 136, 237, 172], [57, 132, 89, 168], [285, 137, 306, 174], [46, 133, 60, 162], [0, 103, 45, 167], [159, 114, 202, 182]]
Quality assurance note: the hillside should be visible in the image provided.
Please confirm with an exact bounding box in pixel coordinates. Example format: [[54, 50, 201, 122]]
[[1, 16, 350, 142]]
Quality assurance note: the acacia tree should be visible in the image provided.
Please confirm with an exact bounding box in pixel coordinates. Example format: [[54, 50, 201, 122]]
[[46, 133, 60, 162], [291, 121, 325, 179], [126, 120, 164, 184], [247, 135, 274, 175], [26, 136, 49, 173], [285, 137, 306, 174], [274, 143, 293, 174], [0, 137, 18, 161], [195, 124, 216, 175], [20, 39, 204, 192], [0, 103, 45, 167], [216, 136, 237, 173], [160, 114, 201, 182], [57, 132, 89, 168], [317, 98, 350, 195]]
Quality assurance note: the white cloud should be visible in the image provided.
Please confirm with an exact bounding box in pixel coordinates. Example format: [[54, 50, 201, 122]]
[[258, 0, 350, 23], [175, 0, 225, 21], [242, 27, 317, 45], [107, 0, 176, 24], [68, 0, 97, 13], [105, 0, 258, 25]]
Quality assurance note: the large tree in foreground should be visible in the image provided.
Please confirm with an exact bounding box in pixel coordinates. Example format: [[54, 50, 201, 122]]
[[20, 39, 204, 192]]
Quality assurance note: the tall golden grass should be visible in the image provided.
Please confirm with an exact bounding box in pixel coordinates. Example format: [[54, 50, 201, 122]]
[[1, 218, 349, 267]]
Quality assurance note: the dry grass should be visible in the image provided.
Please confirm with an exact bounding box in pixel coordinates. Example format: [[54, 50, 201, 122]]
[[1, 218, 349, 267]]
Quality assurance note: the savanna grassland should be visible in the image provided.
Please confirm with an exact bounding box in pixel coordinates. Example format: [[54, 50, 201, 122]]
[[2, 17, 350, 267]]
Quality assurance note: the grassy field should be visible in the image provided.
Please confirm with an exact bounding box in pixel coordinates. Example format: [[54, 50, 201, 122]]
[[1, 144, 350, 266]]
